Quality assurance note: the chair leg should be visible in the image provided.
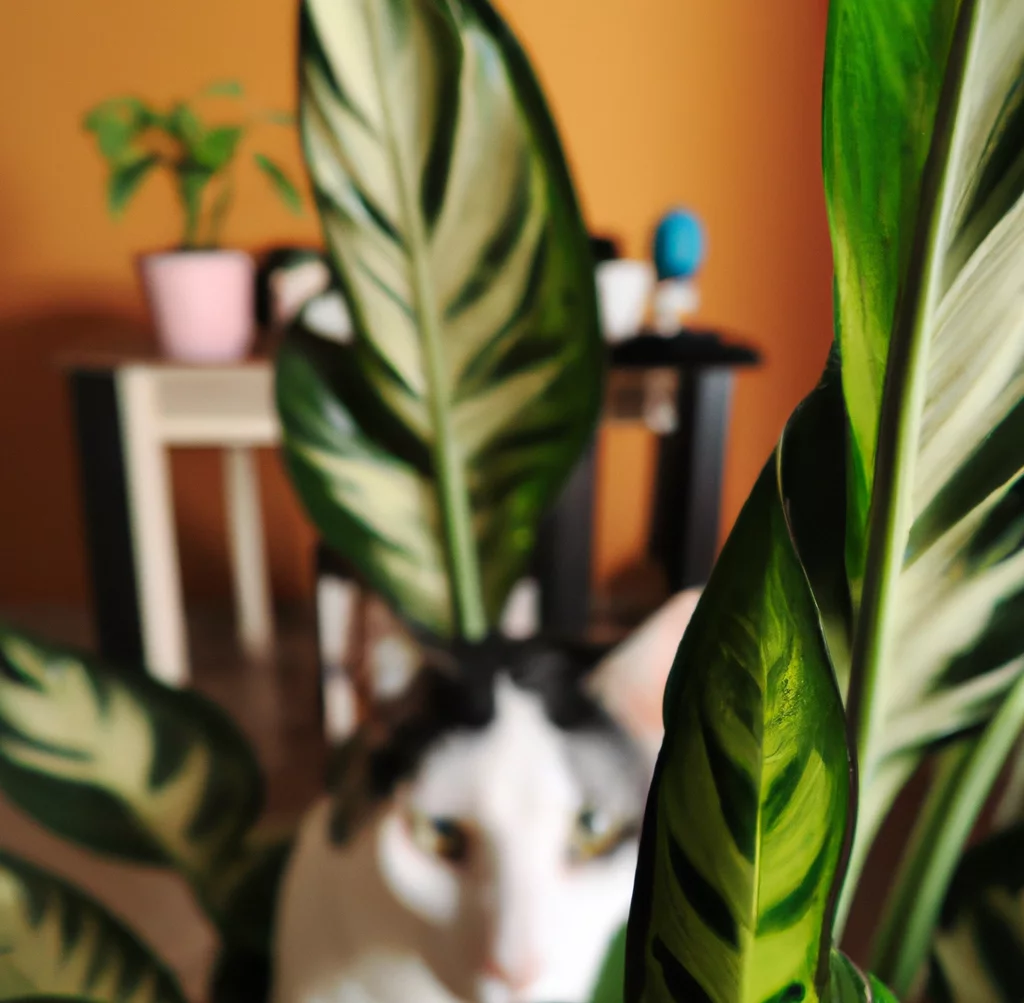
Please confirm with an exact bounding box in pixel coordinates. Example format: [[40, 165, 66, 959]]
[[650, 368, 734, 590], [315, 561, 361, 744], [223, 447, 275, 659], [118, 369, 189, 687], [534, 436, 598, 637]]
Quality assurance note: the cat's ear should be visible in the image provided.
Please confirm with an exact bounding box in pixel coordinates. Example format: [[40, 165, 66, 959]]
[[584, 588, 702, 762]]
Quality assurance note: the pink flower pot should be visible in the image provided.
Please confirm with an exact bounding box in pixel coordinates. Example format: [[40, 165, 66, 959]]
[[140, 250, 256, 363]]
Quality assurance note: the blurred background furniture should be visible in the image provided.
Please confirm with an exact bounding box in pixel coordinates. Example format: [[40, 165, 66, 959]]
[[539, 329, 760, 636], [63, 357, 278, 686], [63, 330, 760, 711]]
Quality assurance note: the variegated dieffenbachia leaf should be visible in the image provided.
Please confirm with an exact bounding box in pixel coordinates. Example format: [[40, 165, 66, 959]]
[[828, 0, 1024, 932], [0, 850, 184, 1003], [822, 0, 960, 594], [0, 626, 263, 898], [278, 0, 603, 640], [625, 461, 853, 1003]]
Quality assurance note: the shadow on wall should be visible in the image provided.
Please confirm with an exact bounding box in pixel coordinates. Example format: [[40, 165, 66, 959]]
[[0, 303, 316, 611], [0, 305, 150, 604]]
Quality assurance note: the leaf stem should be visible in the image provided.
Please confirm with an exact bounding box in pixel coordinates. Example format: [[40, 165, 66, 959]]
[[365, 8, 486, 640], [871, 669, 1024, 994], [839, 0, 979, 920], [179, 169, 201, 249]]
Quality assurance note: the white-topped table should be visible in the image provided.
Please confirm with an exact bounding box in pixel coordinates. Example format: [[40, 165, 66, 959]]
[[63, 355, 280, 687]]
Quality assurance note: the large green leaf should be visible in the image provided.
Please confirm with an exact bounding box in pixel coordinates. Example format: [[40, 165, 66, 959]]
[[0, 850, 184, 1003], [822, 0, 960, 594], [279, 0, 603, 639], [832, 0, 1024, 932], [0, 626, 263, 901], [624, 460, 853, 1003]]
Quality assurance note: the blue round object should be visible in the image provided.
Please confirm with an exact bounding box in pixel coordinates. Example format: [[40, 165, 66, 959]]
[[653, 209, 706, 280]]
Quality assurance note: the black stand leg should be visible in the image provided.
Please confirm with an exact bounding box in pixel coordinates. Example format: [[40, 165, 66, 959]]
[[650, 368, 735, 590], [68, 371, 144, 667], [535, 436, 597, 636]]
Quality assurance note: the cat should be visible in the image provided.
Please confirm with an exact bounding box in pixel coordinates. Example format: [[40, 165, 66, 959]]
[[272, 589, 700, 1003]]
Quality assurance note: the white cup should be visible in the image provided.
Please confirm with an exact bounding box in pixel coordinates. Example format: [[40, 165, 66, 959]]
[[595, 259, 655, 343]]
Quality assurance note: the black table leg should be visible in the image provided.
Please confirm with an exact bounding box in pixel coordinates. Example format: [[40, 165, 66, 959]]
[[535, 436, 597, 636], [650, 367, 735, 590], [68, 371, 144, 667]]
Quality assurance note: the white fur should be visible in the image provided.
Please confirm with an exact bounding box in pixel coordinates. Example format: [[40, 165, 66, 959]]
[[273, 682, 638, 1003], [274, 589, 703, 1003]]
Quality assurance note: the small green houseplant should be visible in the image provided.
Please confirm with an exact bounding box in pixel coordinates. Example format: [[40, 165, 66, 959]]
[[2, 1, 1023, 1003], [83, 80, 304, 362]]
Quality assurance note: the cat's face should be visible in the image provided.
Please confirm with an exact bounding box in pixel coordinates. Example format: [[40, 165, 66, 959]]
[[274, 590, 701, 1003], [373, 661, 649, 1003]]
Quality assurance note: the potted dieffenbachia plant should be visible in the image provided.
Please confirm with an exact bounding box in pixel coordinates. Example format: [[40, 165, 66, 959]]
[[622, 0, 1024, 1002], [83, 80, 304, 362]]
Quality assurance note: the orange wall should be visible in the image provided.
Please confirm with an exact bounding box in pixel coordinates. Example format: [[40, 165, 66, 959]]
[[0, 1, 834, 607]]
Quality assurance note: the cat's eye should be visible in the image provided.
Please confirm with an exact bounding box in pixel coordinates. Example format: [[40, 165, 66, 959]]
[[570, 807, 628, 863], [406, 809, 471, 865]]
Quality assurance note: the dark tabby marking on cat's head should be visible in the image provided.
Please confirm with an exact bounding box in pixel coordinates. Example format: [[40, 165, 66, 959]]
[[327, 634, 647, 845]]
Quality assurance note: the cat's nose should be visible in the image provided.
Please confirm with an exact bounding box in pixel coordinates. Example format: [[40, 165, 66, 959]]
[[483, 953, 542, 991]]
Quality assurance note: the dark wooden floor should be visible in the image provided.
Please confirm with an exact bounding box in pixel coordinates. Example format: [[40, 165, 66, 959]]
[[0, 603, 328, 818]]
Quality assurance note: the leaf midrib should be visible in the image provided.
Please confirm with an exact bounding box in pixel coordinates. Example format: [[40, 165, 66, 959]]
[[363, 2, 486, 639]]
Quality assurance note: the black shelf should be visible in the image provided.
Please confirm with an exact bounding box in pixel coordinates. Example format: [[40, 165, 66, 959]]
[[608, 329, 762, 369]]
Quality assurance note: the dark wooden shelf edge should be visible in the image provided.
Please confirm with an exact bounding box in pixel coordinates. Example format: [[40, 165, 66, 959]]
[[608, 329, 762, 369]]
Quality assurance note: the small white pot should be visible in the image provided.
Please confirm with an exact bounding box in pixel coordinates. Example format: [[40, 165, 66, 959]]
[[596, 259, 655, 343], [140, 249, 256, 363]]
